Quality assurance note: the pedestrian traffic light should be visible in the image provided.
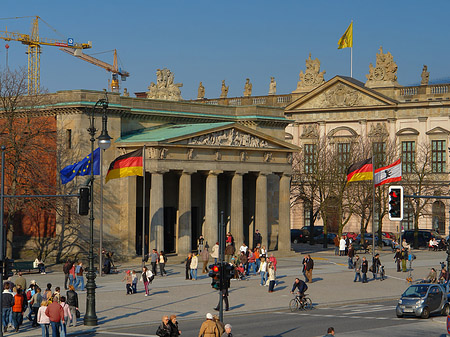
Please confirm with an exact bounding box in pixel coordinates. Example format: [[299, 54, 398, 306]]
[[388, 186, 403, 221], [3, 258, 14, 279], [223, 263, 235, 281], [208, 263, 220, 290], [78, 187, 90, 215]]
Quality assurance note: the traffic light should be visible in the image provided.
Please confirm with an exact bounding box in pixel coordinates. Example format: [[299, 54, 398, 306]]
[[388, 186, 403, 221], [221, 263, 234, 290], [3, 258, 14, 279], [78, 187, 90, 215], [208, 263, 220, 290]]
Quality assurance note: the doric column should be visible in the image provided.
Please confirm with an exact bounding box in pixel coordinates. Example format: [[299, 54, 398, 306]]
[[150, 171, 164, 252], [278, 173, 291, 252], [205, 171, 221, 247], [255, 172, 268, 250], [231, 172, 244, 247], [178, 171, 192, 255]]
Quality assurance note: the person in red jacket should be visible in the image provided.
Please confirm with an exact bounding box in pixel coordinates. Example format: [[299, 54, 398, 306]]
[[45, 299, 64, 337], [12, 288, 24, 332]]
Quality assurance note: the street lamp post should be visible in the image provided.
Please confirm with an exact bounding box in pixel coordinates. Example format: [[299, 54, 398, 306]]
[[84, 94, 112, 326]]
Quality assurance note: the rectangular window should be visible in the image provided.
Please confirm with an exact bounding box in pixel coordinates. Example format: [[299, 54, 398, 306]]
[[372, 142, 386, 169], [303, 201, 311, 227], [66, 129, 72, 149], [337, 143, 351, 173], [401, 201, 413, 230], [304, 144, 317, 174], [432, 140, 446, 173], [402, 141, 415, 173]]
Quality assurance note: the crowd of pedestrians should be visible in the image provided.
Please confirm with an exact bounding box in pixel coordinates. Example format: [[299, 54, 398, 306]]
[[2, 265, 79, 337]]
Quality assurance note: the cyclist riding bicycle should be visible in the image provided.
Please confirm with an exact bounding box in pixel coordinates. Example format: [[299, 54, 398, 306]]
[[290, 278, 308, 301]]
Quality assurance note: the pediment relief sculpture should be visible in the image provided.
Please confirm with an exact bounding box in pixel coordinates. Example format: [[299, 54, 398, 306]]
[[322, 83, 361, 108], [368, 123, 389, 138], [187, 128, 274, 148], [293, 53, 326, 93], [365, 47, 399, 88], [264, 152, 273, 162], [301, 125, 319, 139], [150, 147, 168, 159]]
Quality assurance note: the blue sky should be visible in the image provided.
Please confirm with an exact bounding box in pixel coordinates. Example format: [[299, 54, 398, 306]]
[[1, 1, 449, 99]]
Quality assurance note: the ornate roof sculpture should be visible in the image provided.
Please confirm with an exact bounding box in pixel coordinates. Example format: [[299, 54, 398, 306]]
[[146, 68, 183, 101], [292, 53, 326, 94], [365, 47, 400, 88]]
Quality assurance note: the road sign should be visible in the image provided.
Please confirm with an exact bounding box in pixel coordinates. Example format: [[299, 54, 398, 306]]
[[68, 38, 74, 47]]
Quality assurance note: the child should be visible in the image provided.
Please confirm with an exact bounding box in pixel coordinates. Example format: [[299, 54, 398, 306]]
[[131, 270, 138, 294], [122, 270, 133, 295]]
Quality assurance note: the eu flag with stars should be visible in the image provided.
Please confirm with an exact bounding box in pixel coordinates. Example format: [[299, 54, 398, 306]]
[[60, 148, 100, 184]]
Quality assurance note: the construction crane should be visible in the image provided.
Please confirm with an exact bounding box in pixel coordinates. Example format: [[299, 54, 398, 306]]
[[0, 16, 92, 95], [59, 47, 130, 93]]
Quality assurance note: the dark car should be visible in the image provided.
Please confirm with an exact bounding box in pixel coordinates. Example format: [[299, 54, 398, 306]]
[[314, 232, 337, 244], [299, 226, 324, 243], [355, 233, 379, 246], [291, 229, 302, 244], [403, 230, 442, 248], [396, 283, 449, 318]]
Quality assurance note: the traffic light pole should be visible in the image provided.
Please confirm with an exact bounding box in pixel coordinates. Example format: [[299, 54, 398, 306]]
[[218, 211, 226, 322], [0, 146, 5, 337]]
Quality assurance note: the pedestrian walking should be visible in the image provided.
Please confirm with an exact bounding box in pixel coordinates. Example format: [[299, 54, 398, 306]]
[[362, 256, 368, 283], [37, 300, 50, 337], [198, 313, 220, 337], [247, 249, 256, 275], [150, 249, 159, 276], [305, 255, 314, 283], [2, 283, 14, 333], [69, 264, 76, 288], [394, 248, 402, 272], [156, 315, 171, 337], [198, 235, 205, 253], [169, 314, 181, 336], [190, 252, 199, 280], [45, 298, 64, 337], [74, 262, 85, 291], [60, 296, 71, 337], [131, 270, 138, 293], [268, 262, 276, 292], [333, 235, 339, 255], [14, 272, 27, 291], [372, 254, 381, 280], [43, 283, 53, 301], [66, 285, 78, 327], [53, 287, 61, 304], [347, 244, 355, 269], [211, 242, 219, 264], [301, 256, 308, 282], [12, 288, 24, 332], [214, 287, 229, 312], [62, 260, 73, 290], [26, 282, 36, 322], [353, 255, 362, 282], [339, 236, 346, 256], [258, 257, 267, 286], [31, 286, 43, 327], [222, 324, 232, 337], [159, 251, 168, 276], [185, 253, 192, 280], [140, 266, 154, 297], [253, 229, 262, 249], [213, 315, 224, 336], [401, 248, 408, 272], [201, 247, 210, 274], [123, 270, 133, 295]]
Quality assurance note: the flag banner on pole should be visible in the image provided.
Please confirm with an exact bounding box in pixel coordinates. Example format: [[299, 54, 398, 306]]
[[338, 22, 353, 49], [374, 159, 402, 187], [105, 148, 143, 183], [346, 158, 373, 183], [60, 148, 100, 184]]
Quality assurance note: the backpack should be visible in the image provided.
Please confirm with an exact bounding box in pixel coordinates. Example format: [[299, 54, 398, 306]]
[[26, 290, 32, 301], [149, 274, 155, 283], [63, 262, 72, 274]]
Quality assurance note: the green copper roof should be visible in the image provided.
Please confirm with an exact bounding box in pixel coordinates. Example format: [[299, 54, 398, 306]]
[[117, 122, 234, 143]]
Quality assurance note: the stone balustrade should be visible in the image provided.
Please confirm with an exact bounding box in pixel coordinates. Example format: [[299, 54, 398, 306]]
[[194, 94, 292, 107]]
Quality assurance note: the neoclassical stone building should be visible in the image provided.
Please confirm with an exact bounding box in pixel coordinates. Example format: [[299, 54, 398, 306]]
[[52, 90, 295, 257]]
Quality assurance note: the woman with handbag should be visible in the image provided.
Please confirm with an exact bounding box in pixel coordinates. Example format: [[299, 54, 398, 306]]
[[140, 266, 154, 297], [66, 285, 79, 327]]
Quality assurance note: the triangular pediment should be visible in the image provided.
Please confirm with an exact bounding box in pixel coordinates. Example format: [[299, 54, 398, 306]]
[[285, 76, 397, 112], [169, 123, 298, 150], [426, 126, 450, 135]]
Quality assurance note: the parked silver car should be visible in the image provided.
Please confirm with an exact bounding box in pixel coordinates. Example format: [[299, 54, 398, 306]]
[[396, 283, 449, 318]]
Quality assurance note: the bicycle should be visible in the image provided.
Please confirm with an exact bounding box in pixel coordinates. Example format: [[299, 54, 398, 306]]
[[289, 293, 313, 311]]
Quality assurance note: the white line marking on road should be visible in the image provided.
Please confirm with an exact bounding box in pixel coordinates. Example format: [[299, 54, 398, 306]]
[[97, 332, 157, 336]]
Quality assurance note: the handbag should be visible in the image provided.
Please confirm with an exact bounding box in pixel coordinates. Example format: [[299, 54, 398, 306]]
[[76, 309, 81, 319]]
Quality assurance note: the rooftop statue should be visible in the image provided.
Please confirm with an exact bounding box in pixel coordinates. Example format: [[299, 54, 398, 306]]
[[220, 80, 229, 98], [268, 77, 277, 95], [197, 81, 205, 99], [421, 65, 430, 86], [365, 47, 399, 88], [292, 53, 326, 93], [243, 78, 252, 97], [146, 68, 183, 101]]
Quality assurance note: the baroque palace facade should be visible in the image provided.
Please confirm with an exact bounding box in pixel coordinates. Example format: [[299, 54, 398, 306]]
[[197, 47, 450, 236]]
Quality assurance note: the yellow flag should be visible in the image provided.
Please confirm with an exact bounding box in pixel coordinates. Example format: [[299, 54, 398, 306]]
[[338, 22, 353, 49]]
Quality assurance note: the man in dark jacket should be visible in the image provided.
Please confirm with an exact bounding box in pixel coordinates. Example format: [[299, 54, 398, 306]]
[[66, 285, 78, 327], [393, 248, 402, 272], [156, 315, 171, 337], [305, 255, 314, 283], [347, 245, 355, 269], [253, 230, 262, 249], [361, 256, 369, 283], [2, 283, 14, 332], [63, 259, 73, 290], [291, 278, 308, 299]]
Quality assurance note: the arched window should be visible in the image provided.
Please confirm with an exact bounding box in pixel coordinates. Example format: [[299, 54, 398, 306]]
[[432, 201, 445, 234]]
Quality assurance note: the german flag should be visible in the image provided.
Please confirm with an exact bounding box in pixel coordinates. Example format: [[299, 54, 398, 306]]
[[105, 148, 143, 183], [346, 158, 373, 183]]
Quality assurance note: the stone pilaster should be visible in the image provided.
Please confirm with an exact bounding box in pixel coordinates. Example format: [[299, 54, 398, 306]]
[[231, 172, 244, 248], [205, 171, 221, 247], [150, 171, 165, 252], [255, 172, 268, 250], [178, 171, 192, 255], [278, 173, 291, 252]]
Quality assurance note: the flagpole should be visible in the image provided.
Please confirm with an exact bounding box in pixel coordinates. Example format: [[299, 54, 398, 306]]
[[99, 149, 104, 277], [350, 20, 353, 78], [142, 145, 146, 266]]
